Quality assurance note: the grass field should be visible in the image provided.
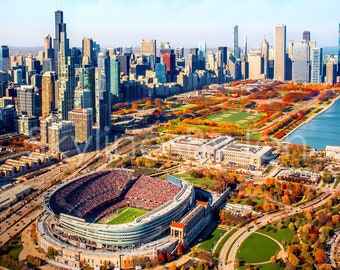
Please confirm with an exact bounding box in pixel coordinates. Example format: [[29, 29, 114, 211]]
[[236, 233, 280, 264], [213, 228, 237, 258], [172, 173, 215, 188], [206, 110, 264, 128], [198, 228, 226, 252], [257, 226, 294, 243], [107, 207, 149, 225], [175, 104, 196, 111]]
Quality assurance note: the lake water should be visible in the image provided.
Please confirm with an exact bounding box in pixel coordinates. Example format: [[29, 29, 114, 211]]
[[284, 98, 340, 150]]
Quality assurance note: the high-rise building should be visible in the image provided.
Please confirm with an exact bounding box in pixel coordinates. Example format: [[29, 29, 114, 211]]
[[42, 72, 56, 118], [53, 10, 67, 74], [175, 47, 184, 59], [95, 51, 111, 131], [325, 58, 337, 84], [74, 88, 91, 109], [68, 108, 93, 143], [16, 115, 38, 137], [302, 30, 311, 42], [243, 36, 248, 56], [82, 37, 94, 67], [141, 39, 156, 69], [115, 55, 130, 77], [218, 46, 228, 67], [310, 47, 323, 83], [247, 50, 263, 80], [13, 68, 23, 86], [160, 42, 171, 55], [109, 57, 120, 102], [274, 24, 286, 81], [198, 41, 206, 69], [78, 67, 95, 115], [162, 53, 176, 82], [44, 35, 54, 59], [232, 25, 240, 58], [0, 45, 10, 71], [292, 40, 310, 83], [155, 63, 166, 83], [58, 29, 76, 120], [48, 121, 75, 154], [17, 85, 36, 116], [261, 39, 269, 79]]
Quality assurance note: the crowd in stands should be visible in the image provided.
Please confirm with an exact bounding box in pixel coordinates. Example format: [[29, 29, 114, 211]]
[[50, 171, 181, 223], [50, 170, 133, 217]]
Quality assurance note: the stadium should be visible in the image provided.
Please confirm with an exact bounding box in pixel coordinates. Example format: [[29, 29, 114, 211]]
[[37, 169, 198, 269]]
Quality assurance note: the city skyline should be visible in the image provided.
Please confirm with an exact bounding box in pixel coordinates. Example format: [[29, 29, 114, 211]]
[[0, 0, 339, 49]]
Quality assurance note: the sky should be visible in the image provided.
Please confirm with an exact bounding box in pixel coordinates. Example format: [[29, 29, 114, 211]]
[[1, 0, 339, 50]]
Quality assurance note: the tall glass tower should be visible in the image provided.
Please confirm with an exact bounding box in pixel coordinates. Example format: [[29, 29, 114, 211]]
[[53, 10, 66, 74], [311, 47, 323, 83], [232, 25, 240, 58], [274, 24, 286, 81], [292, 40, 310, 83], [95, 51, 111, 131]]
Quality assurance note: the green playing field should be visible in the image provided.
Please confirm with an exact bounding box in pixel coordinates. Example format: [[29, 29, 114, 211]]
[[107, 207, 149, 225]]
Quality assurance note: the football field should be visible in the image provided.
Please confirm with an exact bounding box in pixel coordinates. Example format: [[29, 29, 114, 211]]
[[107, 207, 149, 225]]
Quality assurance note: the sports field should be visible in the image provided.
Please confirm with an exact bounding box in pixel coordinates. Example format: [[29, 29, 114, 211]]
[[107, 207, 149, 225], [206, 110, 264, 128]]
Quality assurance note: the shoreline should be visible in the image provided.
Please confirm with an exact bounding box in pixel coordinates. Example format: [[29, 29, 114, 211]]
[[281, 94, 340, 141]]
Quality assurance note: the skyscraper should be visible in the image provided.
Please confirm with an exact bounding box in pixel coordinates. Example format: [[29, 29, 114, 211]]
[[95, 51, 111, 131], [44, 35, 54, 59], [198, 41, 206, 69], [141, 39, 156, 69], [109, 57, 120, 102], [232, 25, 240, 58], [42, 72, 56, 118], [82, 37, 94, 67], [310, 47, 323, 83], [243, 36, 248, 56], [53, 10, 66, 74], [302, 30, 311, 42], [274, 24, 286, 81], [292, 40, 310, 83], [261, 39, 269, 79], [68, 108, 93, 143], [17, 85, 36, 116], [58, 29, 76, 120], [0, 45, 10, 71], [78, 67, 96, 119]]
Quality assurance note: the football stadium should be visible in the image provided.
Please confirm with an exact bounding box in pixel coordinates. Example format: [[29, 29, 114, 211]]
[[38, 169, 220, 269]]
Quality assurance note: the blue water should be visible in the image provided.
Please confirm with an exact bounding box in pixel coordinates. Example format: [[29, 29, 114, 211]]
[[285, 98, 340, 150]]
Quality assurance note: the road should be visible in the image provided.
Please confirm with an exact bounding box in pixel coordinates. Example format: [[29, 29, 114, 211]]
[[219, 187, 336, 269]]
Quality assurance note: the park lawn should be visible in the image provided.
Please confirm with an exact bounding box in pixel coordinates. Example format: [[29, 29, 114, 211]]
[[206, 110, 264, 128], [172, 173, 215, 187], [258, 226, 294, 243], [198, 228, 226, 252], [243, 132, 262, 141], [107, 207, 149, 225], [213, 228, 237, 258], [236, 233, 280, 263]]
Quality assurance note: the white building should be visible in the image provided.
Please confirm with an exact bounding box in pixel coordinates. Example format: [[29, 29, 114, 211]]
[[326, 146, 340, 160]]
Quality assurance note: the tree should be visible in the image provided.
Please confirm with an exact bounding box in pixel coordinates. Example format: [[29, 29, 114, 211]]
[[177, 241, 184, 256], [158, 252, 166, 264], [314, 248, 326, 264], [169, 262, 177, 270], [46, 246, 56, 259]]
